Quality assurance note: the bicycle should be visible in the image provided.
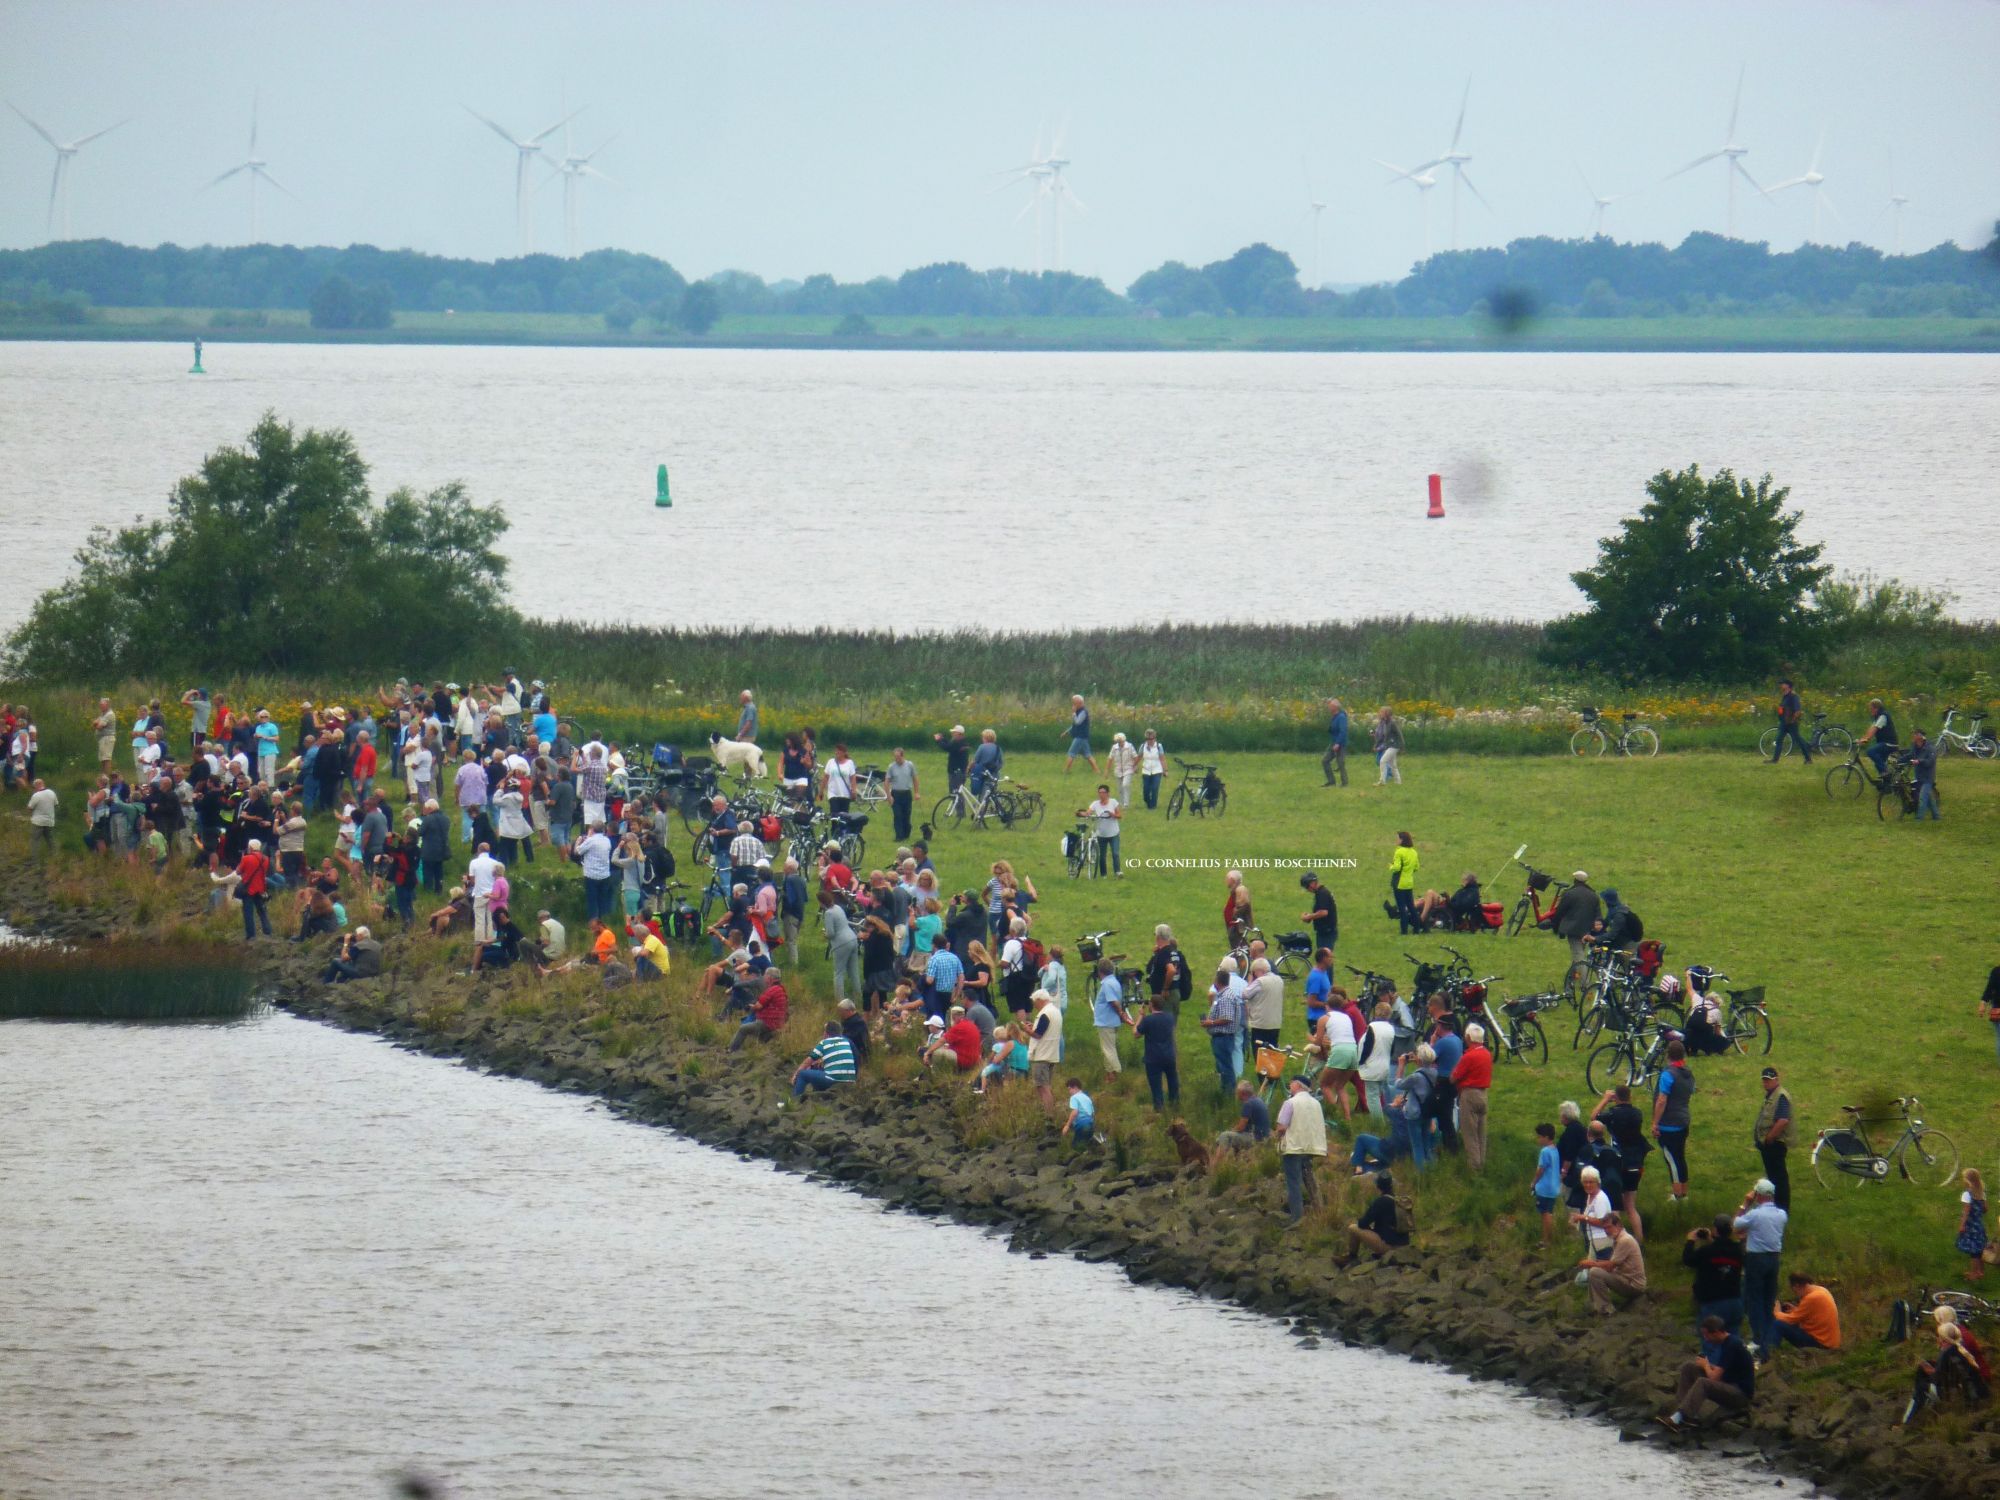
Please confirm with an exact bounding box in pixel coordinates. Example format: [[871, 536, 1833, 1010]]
[[1760, 710, 1853, 763], [850, 765, 889, 811], [1811, 1096, 1958, 1188], [1936, 706, 1998, 760], [928, 776, 1017, 833], [975, 776, 1046, 832], [1229, 926, 1311, 982], [1504, 855, 1569, 939], [1252, 1041, 1315, 1109], [1823, 745, 1897, 801], [1165, 759, 1228, 820], [1693, 970, 1772, 1055], [1490, 990, 1559, 1067], [1585, 1013, 1681, 1093], [1917, 1288, 2000, 1323], [1570, 707, 1660, 759], [1063, 819, 1103, 880]]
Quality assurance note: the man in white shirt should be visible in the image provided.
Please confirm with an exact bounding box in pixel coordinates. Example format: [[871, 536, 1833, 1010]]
[[1079, 784, 1123, 877], [26, 778, 58, 857], [574, 823, 615, 925], [1276, 1076, 1328, 1224], [136, 728, 164, 784], [467, 842, 502, 942], [1106, 733, 1138, 808], [823, 743, 859, 814], [406, 741, 435, 806]]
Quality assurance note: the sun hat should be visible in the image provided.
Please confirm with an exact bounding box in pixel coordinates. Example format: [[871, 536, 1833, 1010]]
[[1572, 870, 1588, 882], [1752, 1178, 1776, 1197]]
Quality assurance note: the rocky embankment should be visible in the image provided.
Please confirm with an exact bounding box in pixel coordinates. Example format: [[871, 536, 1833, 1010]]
[[4, 860, 1990, 1499]]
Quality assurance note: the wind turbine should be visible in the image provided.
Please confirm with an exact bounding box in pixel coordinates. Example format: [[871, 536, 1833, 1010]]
[[1039, 121, 1085, 273], [464, 102, 581, 255], [1374, 158, 1439, 261], [1300, 165, 1328, 288], [548, 122, 616, 259], [7, 103, 128, 240], [995, 119, 1084, 273], [1409, 78, 1489, 250], [1887, 153, 1911, 256], [200, 93, 296, 242], [1666, 66, 1765, 237], [1576, 165, 1636, 239], [1766, 129, 1843, 243]]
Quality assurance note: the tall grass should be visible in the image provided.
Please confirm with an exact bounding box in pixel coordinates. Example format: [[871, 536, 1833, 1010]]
[[0, 941, 259, 1020]]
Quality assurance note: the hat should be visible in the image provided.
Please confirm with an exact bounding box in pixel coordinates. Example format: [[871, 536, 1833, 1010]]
[[1298, 871, 1318, 888], [1572, 870, 1589, 882], [1760, 1066, 1779, 1080], [446, 682, 461, 692], [301, 700, 313, 709], [531, 679, 544, 689], [951, 724, 965, 734], [925, 1015, 944, 1029], [1752, 1178, 1776, 1197], [407, 819, 422, 831]]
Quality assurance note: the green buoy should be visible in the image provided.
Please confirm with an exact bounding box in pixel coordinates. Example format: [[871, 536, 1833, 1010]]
[[655, 463, 671, 508], [189, 339, 205, 375]]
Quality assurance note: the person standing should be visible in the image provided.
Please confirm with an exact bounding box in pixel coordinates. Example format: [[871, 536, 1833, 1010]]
[[180, 687, 212, 758], [1300, 870, 1338, 957], [1770, 678, 1811, 763], [932, 724, 971, 794], [467, 842, 502, 942], [1653, 1037, 1696, 1205], [1910, 727, 1940, 820], [1276, 1076, 1328, 1224], [1078, 784, 1123, 877], [1753, 1067, 1794, 1211], [1137, 729, 1165, 810], [1322, 697, 1349, 787], [1389, 832, 1421, 935], [1091, 958, 1131, 1075], [1145, 924, 1189, 1021], [1373, 706, 1403, 784], [1735, 1179, 1789, 1361], [1553, 871, 1601, 969], [735, 689, 758, 743], [1201, 965, 1245, 1095], [418, 800, 450, 894], [1107, 733, 1137, 807], [1454, 1023, 1494, 1171], [25, 778, 58, 858], [1243, 956, 1284, 1057], [92, 697, 119, 773], [823, 896, 861, 1004], [236, 838, 273, 941], [253, 709, 280, 784], [1064, 695, 1098, 774], [885, 747, 918, 841], [1027, 989, 1064, 1109], [1135, 996, 1180, 1110]]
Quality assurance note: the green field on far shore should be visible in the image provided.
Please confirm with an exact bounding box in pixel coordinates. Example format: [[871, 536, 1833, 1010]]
[[8, 305, 1999, 353]]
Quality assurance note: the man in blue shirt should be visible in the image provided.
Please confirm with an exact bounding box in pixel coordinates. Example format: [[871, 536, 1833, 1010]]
[[1092, 958, 1132, 1075], [1064, 695, 1098, 774], [1322, 696, 1349, 787], [1216, 1079, 1272, 1152], [924, 945, 964, 1018], [736, 690, 758, 743], [969, 730, 1003, 798], [1303, 949, 1334, 1029], [1653, 1038, 1696, 1204], [1424, 1002, 1463, 1155], [1734, 1180, 1789, 1361], [1659, 1316, 1755, 1431], [1064, 1079, 1096, 1145]]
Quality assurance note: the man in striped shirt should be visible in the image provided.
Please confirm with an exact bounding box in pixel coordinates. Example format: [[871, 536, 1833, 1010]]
[[792, 1023, 857, 1098]]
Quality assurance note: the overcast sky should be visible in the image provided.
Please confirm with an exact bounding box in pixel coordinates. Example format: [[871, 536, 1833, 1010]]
[[3, 0, 1996, 289]]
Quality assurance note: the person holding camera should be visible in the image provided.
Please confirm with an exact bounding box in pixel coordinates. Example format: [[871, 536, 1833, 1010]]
[[320, 925, 382, 984], [1682, 1214, 1745, 1339]]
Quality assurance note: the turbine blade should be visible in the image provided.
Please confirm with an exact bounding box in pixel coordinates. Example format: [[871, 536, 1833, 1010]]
[[1733, 160, 1769, 198], [255, 166, 299, 201], [1013, 195, 1038, 225], [1764, 175, 1808, 194], [530, 107, 584, 145], [579, 164, 617, 186], [1450, 77, 1470, 152], [8, 102, 61, 149], [1457, 168, 1493, 212], [200, 162, 250, 191], [580, 135, 616, 163], [1820, 189, 1846, 233], [1809, 126, 1825, 175], [1059, 183, 1087, 214], [249, 90, 258, 155], [1726, 64, 1744, 140], [1407, 155, 1449, 175], [72, 117, 131, 148], [1665, 149, 1724, 181], [1372, 158, 1415, 180], [464, 105, 525, 148], [47, 161, 62, 227], [1576, 162, 1597, 202]]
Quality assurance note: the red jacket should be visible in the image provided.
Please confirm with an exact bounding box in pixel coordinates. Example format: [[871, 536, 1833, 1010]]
[[942, 1018, 981, 1069], [237, 850, 270, 897], [353, 743, 378, 780], [1452, 1044, 1493, 1090], [753, 981, 789, 1031]]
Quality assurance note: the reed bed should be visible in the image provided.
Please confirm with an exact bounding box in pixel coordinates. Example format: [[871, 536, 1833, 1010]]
[[0, 941, 259, 1021]]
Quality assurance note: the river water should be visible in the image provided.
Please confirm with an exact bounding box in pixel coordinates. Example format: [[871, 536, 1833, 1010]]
[[0, 1009, 1793, 1499], [1, 341, 1995, 630]]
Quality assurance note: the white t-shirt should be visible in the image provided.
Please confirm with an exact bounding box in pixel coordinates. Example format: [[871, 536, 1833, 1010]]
[[408, 746, 434, 784], [825, 757, 858, 799], [137, 742, 163, 780], [1086, 797, 1120, 837], [468, 852, 501, 896], [1582, 1189, 1614, 1251], [1001, 936, 1025, 974], [1321, 1008, 1357, 1049], [1139, 741, 1165, 774], [27, 787, 57, 826]]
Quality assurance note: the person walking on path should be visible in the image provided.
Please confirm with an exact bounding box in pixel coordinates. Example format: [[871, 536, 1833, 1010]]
[[1063, 696, 1098, 774], [1754, 1067, 1794, 1211], [1372, 706, 1403, 784], [1389, 832, 1421, 935], [1276, 1076, 1328, 1225], [1322, 697, 1349, 787], [1769, 679, 1811, 763], [1735, 1179, 1789, 1361], [885, 747, 918, 841]]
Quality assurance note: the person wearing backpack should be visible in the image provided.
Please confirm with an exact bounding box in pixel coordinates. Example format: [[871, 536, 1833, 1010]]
[[1338, 1172, 1412, 1264], [1146, 924, 1191, 1022]]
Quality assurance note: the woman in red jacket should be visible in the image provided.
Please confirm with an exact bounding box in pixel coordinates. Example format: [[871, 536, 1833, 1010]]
[[235, 838, 273, 941]]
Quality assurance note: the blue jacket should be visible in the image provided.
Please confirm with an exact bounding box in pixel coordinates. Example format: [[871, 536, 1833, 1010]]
[[1329, 710, 1349, 748]]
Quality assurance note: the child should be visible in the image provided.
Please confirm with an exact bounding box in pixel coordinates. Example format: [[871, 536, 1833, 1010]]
[[1958, 1168, 1988, 1281], [142, 818, 167, 874], [1532, 1122, 1562, 1245], [1064, 1078, 1096, 1146]]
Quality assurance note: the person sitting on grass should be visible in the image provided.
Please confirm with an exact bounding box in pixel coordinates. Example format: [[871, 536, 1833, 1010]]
[[727, 966, 788, 1052], [428, 883, 473, 939], [471, 907, 523, 974], [879, 980, 926, 1040], [1772, 1271, 1841, 1354], [1215, 1079, 1272, 1153], [1579, 1210, 1647, 1315], [1063, 1079, 1097, 1146], [1899, 1313, 1991, 1426], [1656, 1315, 1755, 1433], [630, 921, 671, 982], [790, 1021, 857, 1099], [976, 1025, 1029, 1094], [1337, 1172, 1412, 1265], [926, 1005, 982, 1074]]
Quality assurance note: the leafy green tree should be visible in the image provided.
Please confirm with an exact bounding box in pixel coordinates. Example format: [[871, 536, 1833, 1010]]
[[308, 273, 359, 328], [603, 297, 640, 332], [1542, 465, 1832, 681], [4, 413, 516, 680], [675, 281, 721, 335], [1126, 261, 1223, 317]]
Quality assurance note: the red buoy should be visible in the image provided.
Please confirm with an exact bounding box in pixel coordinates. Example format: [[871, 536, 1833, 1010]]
[[1427, 473, 1445, 518]]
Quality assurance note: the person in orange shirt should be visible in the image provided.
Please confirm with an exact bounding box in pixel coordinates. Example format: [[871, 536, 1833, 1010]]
[[588, 919, 618, 965], [1773, 1271, 1840, 1352]]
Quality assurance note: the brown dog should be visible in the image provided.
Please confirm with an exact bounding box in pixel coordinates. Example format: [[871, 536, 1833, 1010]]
[[1167, 1118, 1211, 1173]]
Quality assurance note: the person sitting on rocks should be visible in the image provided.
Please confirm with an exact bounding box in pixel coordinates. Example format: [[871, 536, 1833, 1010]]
[[1215, 1079, 1272, 1153], [320, 926, 383, 984], [1656, 1315, 1755, 1433], [472, 906, 523, 974], [427, 885, 472, 939], [976, 1025, 1029, 1094], [1337, 1172, 1412, 1264], [1772, 1272, 1840, 1355], [926, 1005, 982, 1073], [727, 966, 788, 1051], [1900, 1312, 1993, 1425], [703, 936, 767, 998], [791, 1021, 857, 1099], [879, 980, 926, 1040], [1578, 1210, 1646, 1315]]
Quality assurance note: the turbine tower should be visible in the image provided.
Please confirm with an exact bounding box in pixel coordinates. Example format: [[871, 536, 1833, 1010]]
[[1039, 121, 1084, 273], [1576, 165, 1635, 239], [1301, 166, 1328, 288], [1887, 154, 1911, 256], [1375, 159, 1439, 261], [548, 121, 616, 259], [7, 103, 128, 240], [1667, 66, 1765, 237], [1409, 79, 1489, 250], [465, 102, 580, 255], [200, 93, 296, 242], [995, 121, 1084, 274], [1767, 129, 1843, 244]]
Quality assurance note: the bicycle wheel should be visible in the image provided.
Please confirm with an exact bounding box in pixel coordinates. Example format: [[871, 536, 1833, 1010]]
[[842, 832, 865, 869], [1812, 1138, 1867, 1189], [1973, 733, 2000, 762], [1065, 841, 1089, 880], [1878, 784, 1909, 821], [1508, 1017, 1548, 1067], [1562, 960, 1591, 1005], [1758, 726, 1783, 760], [1208, 788, 1228, 819], [1017, 792, 1046, 830], [1623, 726, 1659, 758], [690, 835, 714, 868], [932, 793, 965, 830], [1901, 1129, 1960, 1187], [1727, 1006, 1773, 1056], [1166, 784, 1186, 820], [1573, 1004, 1603, 1051], [1650, 1004, 1685, 1035], [1506, 897, 1530, 938], [1818, 726, 1854, 757], [1571, 728, 1605, 757], [1825, 762, 1865, 799], [1586, 1042, 1639, 1093]]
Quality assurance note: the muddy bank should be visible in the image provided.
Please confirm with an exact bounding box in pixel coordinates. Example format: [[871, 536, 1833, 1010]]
[[3, 864, 1990, 1499]]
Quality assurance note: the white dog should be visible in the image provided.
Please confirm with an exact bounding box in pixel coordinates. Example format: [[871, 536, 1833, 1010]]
[[708, 732, 767, 780]]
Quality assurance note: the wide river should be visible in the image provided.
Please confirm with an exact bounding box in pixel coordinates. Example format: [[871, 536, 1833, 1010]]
[[1, 342, 1996, 630], [0, 1010, 1794, 1499]]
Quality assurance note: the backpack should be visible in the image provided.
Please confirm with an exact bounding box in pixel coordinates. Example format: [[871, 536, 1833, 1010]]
[[1885, 1299, 1911, 1344], [1392, 1193, 1416, 1238], [1167, 945, 1192, 1001], [1019, 936, 1047, 975]]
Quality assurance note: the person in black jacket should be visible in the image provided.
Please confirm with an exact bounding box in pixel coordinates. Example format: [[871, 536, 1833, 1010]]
[[1553, 872, 1601, 967], [1599, 888, 1643, 950], [1683, 1215, 1746, 1339], [418, 799, 451, 893]]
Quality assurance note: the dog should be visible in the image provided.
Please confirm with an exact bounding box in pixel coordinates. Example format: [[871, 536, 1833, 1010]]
[[708, 732, 767, 780], [1167, 1118, 1211, 1173]]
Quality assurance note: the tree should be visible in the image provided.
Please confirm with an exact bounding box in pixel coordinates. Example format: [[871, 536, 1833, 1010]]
[[675, 281, 720, 335], [1542, 465, 1833, 682], [3, 413, 517, 680], [308, 273, 359, 328], [603, 297, 640, 332]]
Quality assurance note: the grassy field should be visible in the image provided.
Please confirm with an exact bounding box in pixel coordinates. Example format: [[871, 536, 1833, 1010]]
[[8, 305, 1999, 353], [12, 733, 1996, 1300]]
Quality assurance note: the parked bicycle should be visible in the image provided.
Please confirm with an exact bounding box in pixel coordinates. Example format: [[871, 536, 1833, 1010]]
[[1811, 1096, 1958, 1188], [975, 777, 1046, 832], [1165, 759, 1228, 820], [1585, 1013, 1682, 1093], [1936, 706, 1998, 760], [1918, 1288, 2000, 1324], [1690, 968, 1772, 1055], [1063, 819, 1103, 880], [1490, 990, 1559, 1067], [1504, 852, 1569, 938], [1571, 707, 1660, 758], [1759, 710, 1852, 762]]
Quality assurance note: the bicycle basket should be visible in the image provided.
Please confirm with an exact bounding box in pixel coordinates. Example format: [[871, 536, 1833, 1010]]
[[1077, 936, 1103, 962], [1459, 982, 1488, 1004], [652, 742, 682, 772], [1526, 870, 1552, 892], [1200, 770, 1225, 802], [1732, 985, 1766, 1009], [1275, 930, 1314, 955], [1412, 962, 1448, 994], [1254, 1045, 1289, 1080], [1579, 706, 1599, 722]]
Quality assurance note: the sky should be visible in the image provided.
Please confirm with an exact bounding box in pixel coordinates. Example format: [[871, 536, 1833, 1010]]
[[2, 0, 1997, 290]]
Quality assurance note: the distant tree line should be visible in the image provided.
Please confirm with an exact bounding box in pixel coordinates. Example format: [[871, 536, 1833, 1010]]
[[1, 225, 1995, 329]]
